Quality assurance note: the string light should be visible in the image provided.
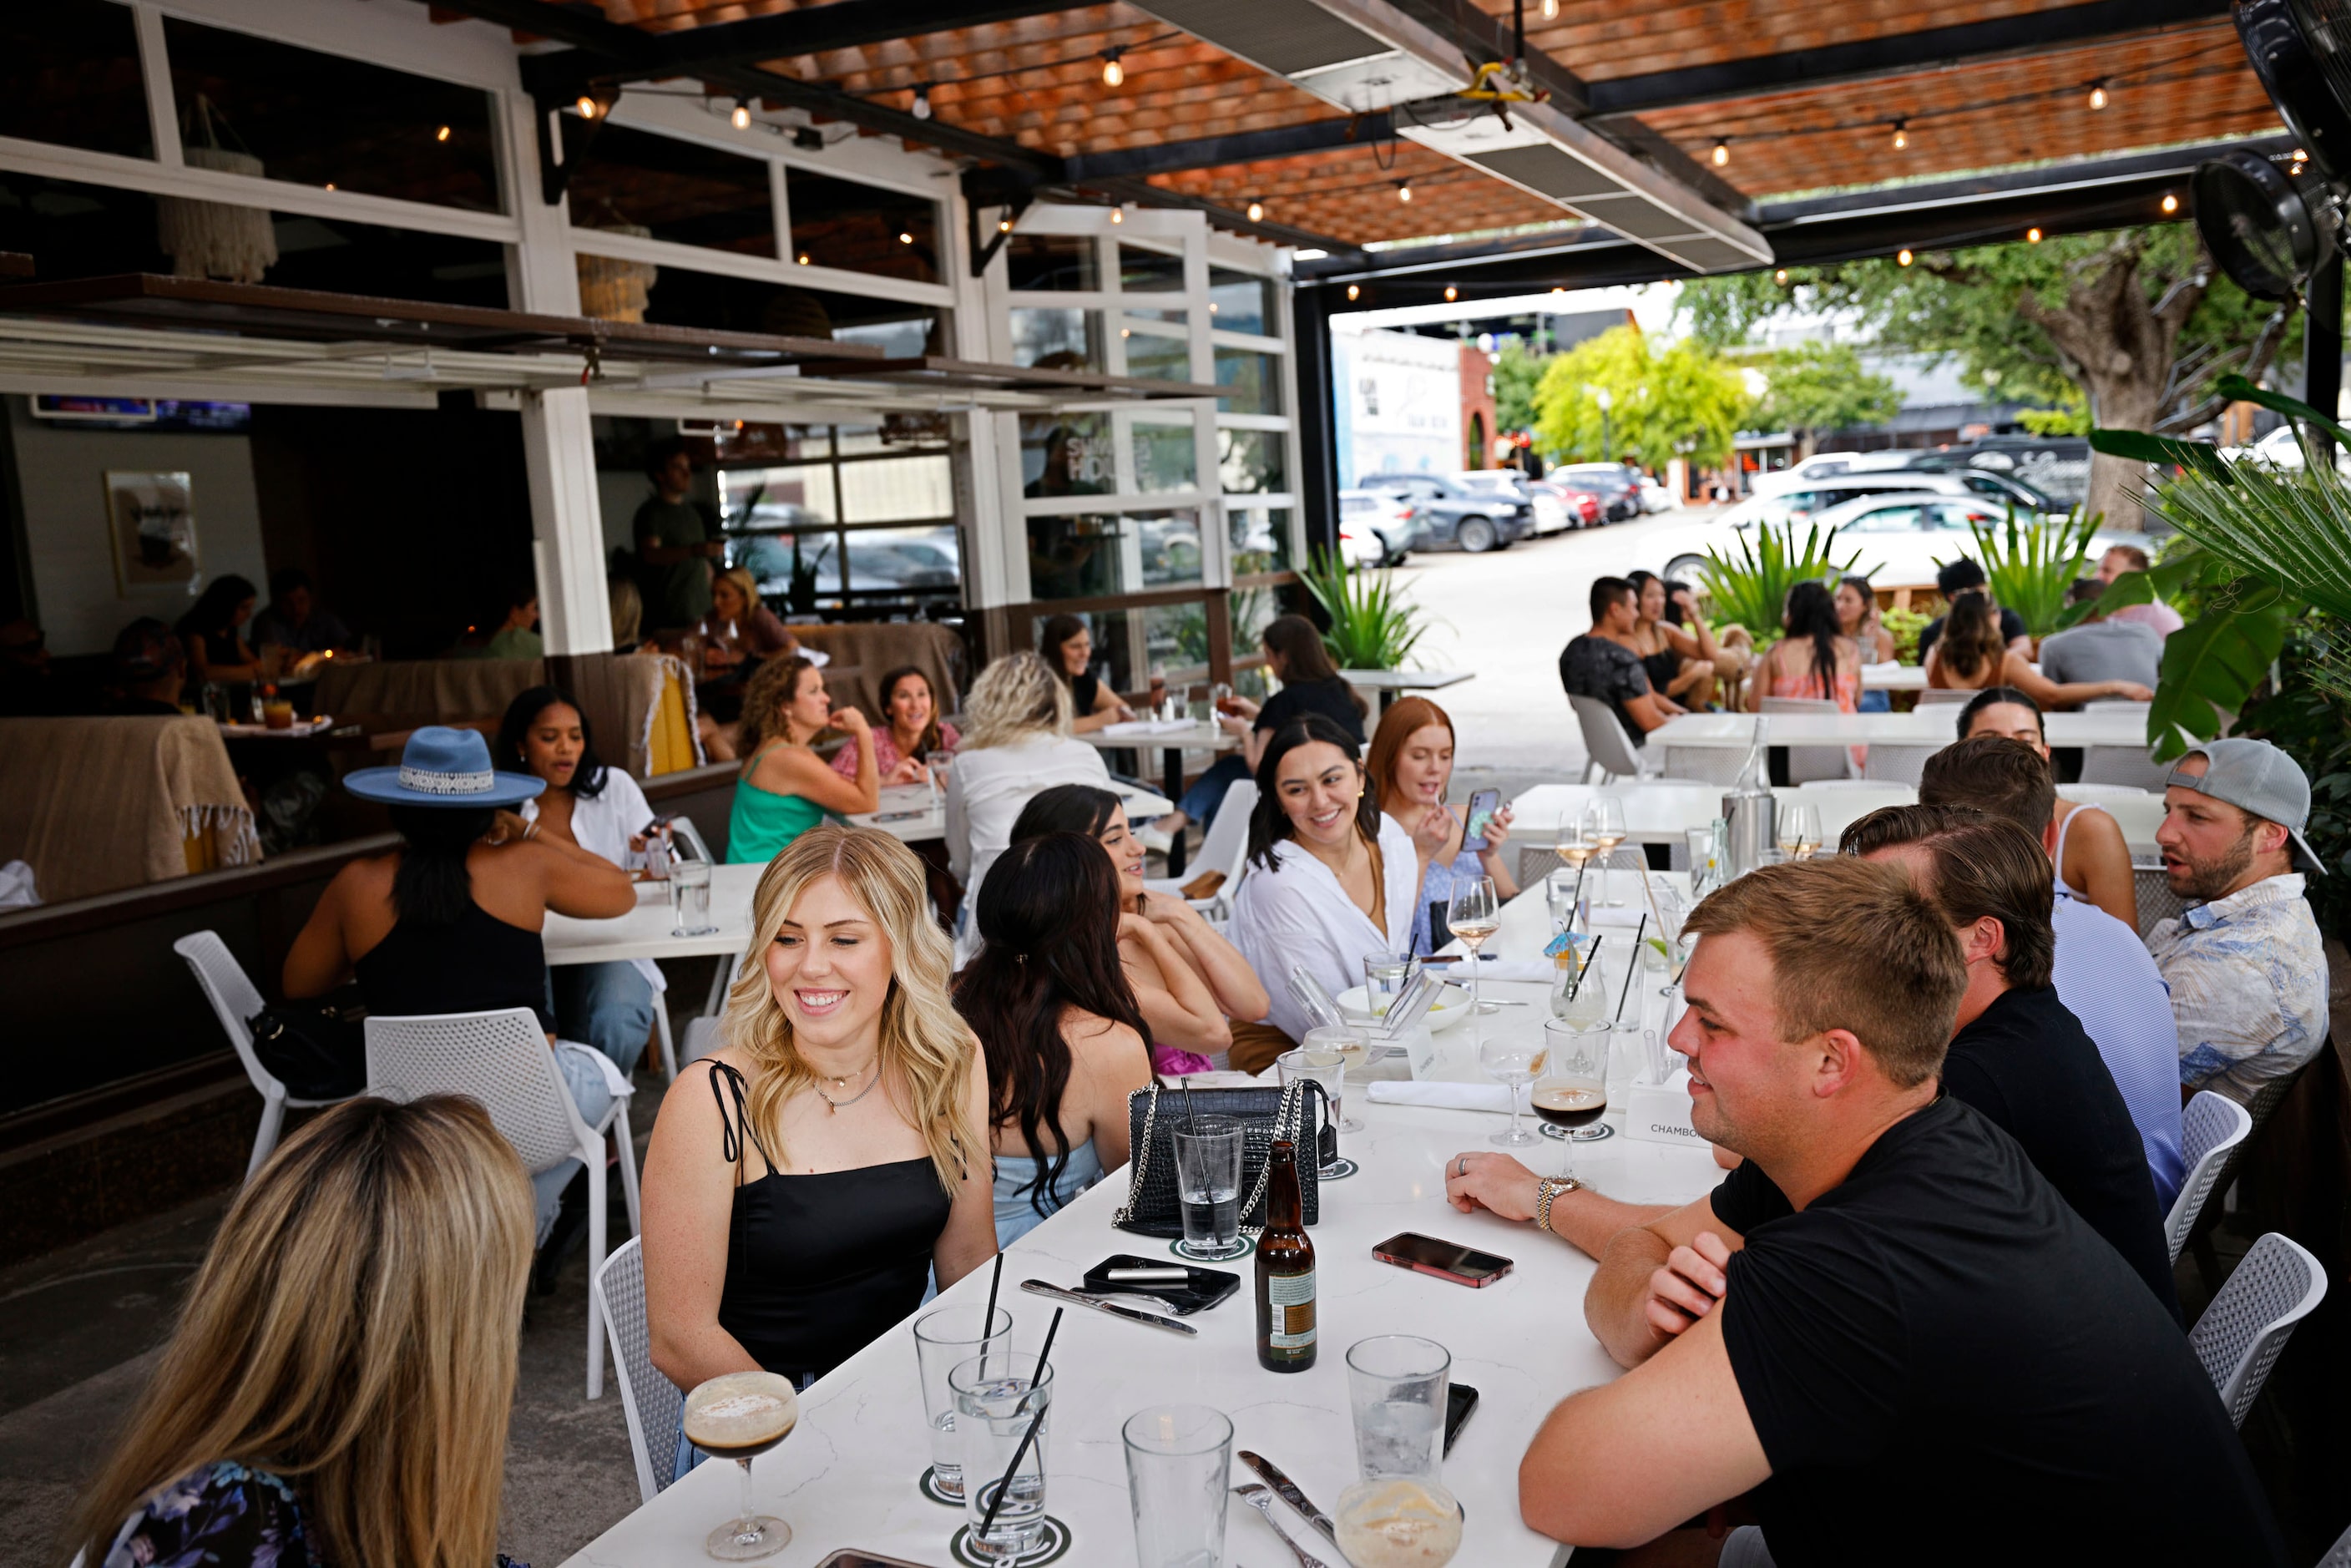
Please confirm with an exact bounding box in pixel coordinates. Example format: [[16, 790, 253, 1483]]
[[2088, 80, 2109, 110], [911, 85, 932, 121], [1897, 247, 1914, 266], [435, 125, 451, 143], [2161, 192, 2179, 214], [1101, 48, 1125, 88], [1444, 286, 1458, 301], [575, 95, 600, 119], [1711, 139, 1730, 167], [1109, 207, 1123, 224], [1246, 200, 1264, 222], [999, 217, 1014, 233], [1347, 285, 1360, 301], [2027, 226, 2042, 242], [1890, 119, 1908, 150], [796, 252, 811, 265], [898, 231, 914, 244], [731, 99, 751, 129], [1774, 268, 1789, 284], [1542, 0, 1558, 13], [1398, 180, 1413, 203]]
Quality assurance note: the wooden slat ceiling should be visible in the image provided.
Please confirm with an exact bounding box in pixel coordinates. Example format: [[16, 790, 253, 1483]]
[[555, 0, 2287, 254]]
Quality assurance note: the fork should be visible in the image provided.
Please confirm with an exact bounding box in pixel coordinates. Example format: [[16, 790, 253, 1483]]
[[1233, 1482, 1335, 1568]]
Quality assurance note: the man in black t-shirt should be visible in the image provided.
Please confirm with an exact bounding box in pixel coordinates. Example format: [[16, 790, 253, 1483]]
[[1843, 803, 2180, 1320], [1560, 576, 1667, 747], [1519, 857, 2283, 1565]]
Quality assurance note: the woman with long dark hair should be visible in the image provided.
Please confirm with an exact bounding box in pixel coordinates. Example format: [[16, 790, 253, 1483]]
[[1745, 579, 1859, 712], [498, 685, 666, 1075], [1143, 613, 1371, 852], [282, 727, 635, 1259], [1228, 713, 1446, 1067], [1039, 613, 1135, 734], [1925, 589, 2152, 709], [953, 832, 1152, 1244], [1009, 783, 1269, 1075], [833, 664, 958, 786], [176, 574, 265, 685]]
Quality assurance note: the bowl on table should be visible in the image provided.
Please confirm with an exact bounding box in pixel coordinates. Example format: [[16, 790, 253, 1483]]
[[1336, 984, 1471, 1034]]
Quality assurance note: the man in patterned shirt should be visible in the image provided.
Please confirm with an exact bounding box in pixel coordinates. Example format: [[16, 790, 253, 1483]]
[[2147, 738, 2327, 1106]]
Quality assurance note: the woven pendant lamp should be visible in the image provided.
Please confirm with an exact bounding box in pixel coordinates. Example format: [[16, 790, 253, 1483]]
[[155, 97, 279, 284], [576, 225, 660, 321]]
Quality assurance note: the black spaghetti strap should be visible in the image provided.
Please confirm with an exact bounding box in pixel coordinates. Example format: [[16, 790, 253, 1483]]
[[705, 1060, 778, 1176]]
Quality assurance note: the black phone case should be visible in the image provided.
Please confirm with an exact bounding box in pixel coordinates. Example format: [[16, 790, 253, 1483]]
[[1083, 1253, 1241, 1315]]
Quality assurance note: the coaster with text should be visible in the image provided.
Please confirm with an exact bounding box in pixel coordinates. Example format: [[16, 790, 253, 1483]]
[[948, 1514, 1071, 1566]]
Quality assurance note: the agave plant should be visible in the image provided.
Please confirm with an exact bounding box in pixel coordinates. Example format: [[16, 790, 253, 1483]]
[[1690, 521, 1864, 639], [1965, 508, 2102, 637], [1300, 548, 1430, 670]]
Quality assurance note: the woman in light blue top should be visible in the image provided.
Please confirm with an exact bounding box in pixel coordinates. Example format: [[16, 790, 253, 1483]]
[[1366, 695, 1519, 956], [952, 832, 1153, 1245]]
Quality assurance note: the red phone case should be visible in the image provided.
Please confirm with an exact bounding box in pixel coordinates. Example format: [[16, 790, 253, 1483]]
[[1373, 1238, 1513, 1287]]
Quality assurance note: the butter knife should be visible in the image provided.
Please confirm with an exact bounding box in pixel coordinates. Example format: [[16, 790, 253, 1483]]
[[1019, 1279, 1196, 1336], [1237, 1450, 1337, 1546]]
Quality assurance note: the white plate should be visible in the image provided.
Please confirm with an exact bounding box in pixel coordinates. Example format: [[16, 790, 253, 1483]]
[[1336, 983, 1471, 1034]]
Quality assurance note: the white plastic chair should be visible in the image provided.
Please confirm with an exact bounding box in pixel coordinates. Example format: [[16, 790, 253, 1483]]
[[1862, 743, 1935, 784], [668, 816, 715, 863], [1761, 696, 1855, 783], [2081, 745, 2172, 791], [364, 1007, 640, 1399], [2188, 1232, 2328, 1428], [1145, 778, 1256, 916], [1914, 687, 1975, 706], [1569, 695, 1651, 783], [2133, 864, 2189, 939], [2166, 1091, 2254, 1264], [173, 931, 362, 1181], [1659, 746, 1747, 786], [594, 1237, 686, 1503]]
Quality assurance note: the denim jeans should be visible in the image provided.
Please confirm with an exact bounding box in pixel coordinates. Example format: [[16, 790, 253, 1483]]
[[528, 1040, 618, 1245], [1858, 688, 1892, 713], [551, 960, 657, 1076], [1178, 754, 1252, 825]]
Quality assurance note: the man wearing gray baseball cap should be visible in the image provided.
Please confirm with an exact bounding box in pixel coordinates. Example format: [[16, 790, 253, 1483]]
[[2147, 737, 2327, 1108]]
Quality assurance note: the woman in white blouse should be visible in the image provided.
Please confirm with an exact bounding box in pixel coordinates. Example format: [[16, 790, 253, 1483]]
[[1228, 712, 1448, 1069], [498, 686, 667, 1074], [944, 652, 1111, 956]]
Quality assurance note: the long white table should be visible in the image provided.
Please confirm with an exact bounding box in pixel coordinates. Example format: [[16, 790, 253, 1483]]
[[561, 885, 1722, 1567], [1652, 708, 2151, 749], [1509, 781, 2165, 857], [843, 781, 1172, 846], [1859, 662, 1924, 691]]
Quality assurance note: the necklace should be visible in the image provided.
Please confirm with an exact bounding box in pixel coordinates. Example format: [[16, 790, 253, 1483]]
[[812, 1058, 880, 1115]]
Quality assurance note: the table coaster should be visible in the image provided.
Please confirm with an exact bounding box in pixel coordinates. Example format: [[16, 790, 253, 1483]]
[[918, 1466, 963, 1507], [1170, 1234, 1252, 1263], [1539, 1121, 1614, 1143], [948, 1514, 1071, 1567], [1317, 1156, 1361, 1180]]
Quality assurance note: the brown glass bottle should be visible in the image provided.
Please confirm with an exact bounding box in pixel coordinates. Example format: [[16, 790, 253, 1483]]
[[1254, 1138, 1316, 1373]]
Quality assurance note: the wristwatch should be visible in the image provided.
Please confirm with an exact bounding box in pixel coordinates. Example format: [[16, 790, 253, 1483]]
[[1534, 1175, 1584, 1236]]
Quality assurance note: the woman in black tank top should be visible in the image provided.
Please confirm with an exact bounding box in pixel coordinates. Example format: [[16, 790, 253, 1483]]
[[640, 825, 997, 1429]]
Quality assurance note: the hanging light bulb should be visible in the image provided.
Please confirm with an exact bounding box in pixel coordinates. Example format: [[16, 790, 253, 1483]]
[[1110, 207, 1123, 224], [1102, 48, 1125, 88], [999, 217, 1014, 233], [911, 85, 932, 121], [1711, 139, 1729, 168], [1246, 200, 1264, 222], [2088, 80, 2109, 110], [1773, 267, 1789, 285], [436, 125, 451, 143], [1398, 180, 1413, 203], [731, 99, 751, 130], [2161, 192, 2179, 214], [1890, 119, 1908, 150], [1347, 284, 1360, 301], [1444, 286, 1458, 301], [575, 94, 600, 119], [1897, 247, 1914, 266], [1542, 0, 1558, 14], [2027, 226, 2042, 242]]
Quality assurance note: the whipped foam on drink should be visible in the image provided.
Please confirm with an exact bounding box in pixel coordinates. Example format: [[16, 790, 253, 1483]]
[[682, 1371, 800, 1451], [1333, 1476, 1464, 1567]]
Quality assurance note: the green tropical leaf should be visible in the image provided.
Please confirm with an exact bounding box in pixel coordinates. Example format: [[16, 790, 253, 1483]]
[[1690, 521, 1864, 639], [2146, 593, 2290, 761], [1968, 508, 2099, 636], [2212, 372, 2351, 451], [1302, 549, 1429, 670], [2151, 463, 2351, 624]]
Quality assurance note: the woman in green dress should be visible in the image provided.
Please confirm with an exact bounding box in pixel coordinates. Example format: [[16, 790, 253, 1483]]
[[726, 655, 880, 862]]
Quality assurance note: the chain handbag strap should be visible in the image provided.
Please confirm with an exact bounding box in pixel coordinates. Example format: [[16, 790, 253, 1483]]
[[1113, 1080, 1307, 1237]]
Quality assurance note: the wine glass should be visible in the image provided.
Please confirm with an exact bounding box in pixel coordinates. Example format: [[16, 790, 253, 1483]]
[[1534, 1015, 1610, 1175], [1479, 1029, 1541, 1146], [1777, 802, 1822, 861], [1585, 797, 1629, 906], [924, 748, 954, 814], [1445, 875, 1499, 1019]]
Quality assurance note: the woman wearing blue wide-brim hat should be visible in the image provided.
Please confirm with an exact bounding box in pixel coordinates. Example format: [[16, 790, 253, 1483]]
[[283, 726, 639, 1266]]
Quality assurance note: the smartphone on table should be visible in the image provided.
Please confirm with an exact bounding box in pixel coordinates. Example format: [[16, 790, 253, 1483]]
[[1460, 788, 1501, 852], [1444, 1383, 1480, 1454], [1372, 1231, 1514, 1287]]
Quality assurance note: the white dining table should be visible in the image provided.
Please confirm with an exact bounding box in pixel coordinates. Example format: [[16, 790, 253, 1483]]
[[1651, 707, 2152, 750], [1858, 662, 1924, 691], [1341, 667, 1476, 717], [559, 882, 1722, 1568], [842, 781, 1173, 847], [1509, 781, 2165, 857], [1081, 719, 1238, 875]]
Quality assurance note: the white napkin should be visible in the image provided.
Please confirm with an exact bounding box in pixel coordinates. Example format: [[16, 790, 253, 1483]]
[[1443, 958, 1556, 984], [1366, 1082, 1515, 1113], [1103, 718, 1193, 736]]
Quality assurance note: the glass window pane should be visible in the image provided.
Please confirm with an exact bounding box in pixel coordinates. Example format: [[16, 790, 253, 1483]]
[[1219, 428, 1287, 494], [844, 524, 961, 594], [1216, 348, 1282, 415], [1057, 600, 1214, 692], [563, 118, 774, 257], [1021, 411, 1116, 498], [1007, 234, 1097, 291], [1120, 245, 1185, 291], [1208, 267, 1274, 335], [1133, 423, 1196, 493], [1125, 306, 1186, 324], [1024, 510, 1198, 599], [786, 167, 939, 283], [1011, 307, 1103, 372], [1228, 582, 1282, 696], [839, 452, 954, 523], [619, 262, 946, 353], [1231, 506, 1294, 575], [1, 0, 150, 159], [163, 18, 503, 213], [1122, 329, 1193, 383]]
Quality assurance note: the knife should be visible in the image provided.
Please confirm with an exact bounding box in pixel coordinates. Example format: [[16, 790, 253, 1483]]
[[1237, 1450, 1338, 1547], [1020, 1279, 1196, 1336]]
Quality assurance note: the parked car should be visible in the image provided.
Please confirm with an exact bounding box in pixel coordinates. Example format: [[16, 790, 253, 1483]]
[[1336, 514, 1385, 569], [1534, 480, 1603, 528], [1453, 469, 1570, 535], [1356, 473, 1529, 552], [1658, 489, 2131, 589], [1339, 489, 1422, 564], [1757, 449, 2065, 513], [1550, 462, 1643, 521], [2222, 422, 2351, 476], [1637, 475, 1675, 513]]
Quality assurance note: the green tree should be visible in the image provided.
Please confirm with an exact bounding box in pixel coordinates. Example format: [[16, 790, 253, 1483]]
[[1492, 339, 1549, 436], [1681, 225, 2298, 524], [1750, 341, 1903, 457], [1531, 325, 1746, 471]]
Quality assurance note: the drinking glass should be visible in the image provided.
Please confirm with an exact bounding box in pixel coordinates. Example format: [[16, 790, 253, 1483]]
[[925, 749, 954, 814], [670, 857, 716, 937], [1445, 875, 1499, 1019], [1536, 1014, 1610, 1174], [1170, 1115, 1246, 1261], [1479, 1029, 1540, 1147], [680, 1370, 800, 1561], [913, 1304, 1014, 1502], [1123, 1404, 1233, 1568], [1777, 801, 1823, 861], [1684, 826, 1718, 898], [1544, 867, 1582, 935], [1363, 952, 1419, 1015], [1280, 1044, 1352, 1174], [1346, 1335, 1450, 1481], [951, 1352, 1055, 1562], [1585, 797, 1629, 906], [1296, 1028, 1365, 1133]]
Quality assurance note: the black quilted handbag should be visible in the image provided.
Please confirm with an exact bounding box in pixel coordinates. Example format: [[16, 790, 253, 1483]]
[[1114, 1080, 1325, 1238]]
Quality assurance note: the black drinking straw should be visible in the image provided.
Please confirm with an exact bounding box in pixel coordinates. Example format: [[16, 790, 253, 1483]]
[[976, 1307, 1065, 1539], [978, 1252, 1005, 1375], [1180, 1074, 1200, 1132], [1613, 914, 1649, 1022], [1565, 936, 1604, 1003]]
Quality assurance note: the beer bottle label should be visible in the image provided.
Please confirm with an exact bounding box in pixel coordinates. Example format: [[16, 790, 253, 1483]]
[[1266, 1268, 1317, 1353]]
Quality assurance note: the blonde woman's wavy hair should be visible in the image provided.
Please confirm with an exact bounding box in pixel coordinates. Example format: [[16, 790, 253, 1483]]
[[960, 650, 1071, 751], [71, 1095, 533, 1568], [723, 823, 978, 1191]]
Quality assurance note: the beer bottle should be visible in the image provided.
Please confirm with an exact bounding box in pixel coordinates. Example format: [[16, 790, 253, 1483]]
[[1255, 1138, 1316, 1373]]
